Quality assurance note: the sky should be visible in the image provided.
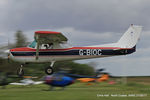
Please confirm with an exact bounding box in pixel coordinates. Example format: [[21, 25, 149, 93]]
[[0, 0, 150, 76]]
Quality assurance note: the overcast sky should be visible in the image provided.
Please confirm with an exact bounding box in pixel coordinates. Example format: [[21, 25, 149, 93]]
[[0, 0, 150, 76]]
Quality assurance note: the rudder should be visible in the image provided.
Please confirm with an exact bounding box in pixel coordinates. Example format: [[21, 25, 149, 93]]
[[117, 24, 143, 48]]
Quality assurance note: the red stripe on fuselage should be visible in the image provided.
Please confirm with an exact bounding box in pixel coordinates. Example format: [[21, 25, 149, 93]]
[[10, 47, 132, 52]]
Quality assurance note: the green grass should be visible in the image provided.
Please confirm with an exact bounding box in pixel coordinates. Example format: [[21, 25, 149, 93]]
[[0, 82, 150, 100]]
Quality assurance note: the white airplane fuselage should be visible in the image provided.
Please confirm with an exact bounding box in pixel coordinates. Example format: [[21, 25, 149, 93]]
[[9, 25, 142, 64], [9, 46, 135, 63]]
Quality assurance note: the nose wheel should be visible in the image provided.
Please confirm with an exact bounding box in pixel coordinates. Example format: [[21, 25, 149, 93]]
[[17, 64, 24, 77]]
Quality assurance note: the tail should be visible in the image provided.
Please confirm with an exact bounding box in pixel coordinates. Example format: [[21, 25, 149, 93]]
[[117, 24, 143, 48], [90, 24, 143, 49]]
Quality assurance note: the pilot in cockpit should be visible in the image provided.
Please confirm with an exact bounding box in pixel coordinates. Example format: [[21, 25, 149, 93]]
[[44, 43, 53, 49]]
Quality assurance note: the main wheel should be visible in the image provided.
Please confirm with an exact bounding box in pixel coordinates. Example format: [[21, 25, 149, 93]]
[[45, 67, 53, 75], [17, 67, 24, 77]]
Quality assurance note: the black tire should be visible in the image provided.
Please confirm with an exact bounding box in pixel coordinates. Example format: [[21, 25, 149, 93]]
[[45, 67, 53, 75], [17, 68, 24, 77]]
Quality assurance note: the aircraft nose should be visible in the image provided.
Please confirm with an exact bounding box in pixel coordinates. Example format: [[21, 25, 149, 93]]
[[4, 49, 10, 54], [0, 49, 10, 59], [4, 49, 13, 60]]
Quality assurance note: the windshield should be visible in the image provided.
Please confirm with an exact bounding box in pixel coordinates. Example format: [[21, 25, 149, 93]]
[[28, 40, 36, 48]]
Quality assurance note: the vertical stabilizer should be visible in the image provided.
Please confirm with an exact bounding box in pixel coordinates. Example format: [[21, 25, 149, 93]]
[[117, 24, 142, 48]]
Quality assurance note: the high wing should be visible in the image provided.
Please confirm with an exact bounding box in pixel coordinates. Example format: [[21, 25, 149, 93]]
[[34, 31, 68, 60], [34, 31, 68, 44]]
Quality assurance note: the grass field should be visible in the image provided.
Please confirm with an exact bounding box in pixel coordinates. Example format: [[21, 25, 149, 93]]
[[0, 77, 150, 100]]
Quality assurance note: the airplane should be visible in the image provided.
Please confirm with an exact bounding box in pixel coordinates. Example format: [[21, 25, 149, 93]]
[[77, 73, 109, 83], [43, 72, 75, 90], [43, 70, 108, 90], [10, 77, 43, 86], [6, 24, 142, 76]]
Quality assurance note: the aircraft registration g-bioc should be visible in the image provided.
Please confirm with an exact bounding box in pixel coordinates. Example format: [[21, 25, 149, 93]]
[[8, 24, 142, 76]]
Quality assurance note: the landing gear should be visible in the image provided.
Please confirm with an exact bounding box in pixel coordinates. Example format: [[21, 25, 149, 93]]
[[45, 61, 55, 75], [45, 67, 53, 75], [16, 61, 55, 76], [17, 64, 24, 77]]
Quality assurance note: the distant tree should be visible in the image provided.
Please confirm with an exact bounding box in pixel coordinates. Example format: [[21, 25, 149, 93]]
[[0, 57, 20, 73], [54, 61, 95, 76], [15, 30, 27, 47]]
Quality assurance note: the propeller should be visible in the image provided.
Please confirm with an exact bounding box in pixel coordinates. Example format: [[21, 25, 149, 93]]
[[7, 37, 10, 62], [5, 49, 10, 62], [0, 46, 10, 62], [0, 36, 12, 62]]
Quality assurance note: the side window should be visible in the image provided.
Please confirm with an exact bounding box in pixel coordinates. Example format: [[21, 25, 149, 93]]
[[41, 44, 48, 49], [48, 43, 53, 49], [41, 43, 53, 49]]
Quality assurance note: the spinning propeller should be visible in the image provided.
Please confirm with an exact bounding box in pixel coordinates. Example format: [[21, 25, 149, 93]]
[[0, 38, 12, 62]]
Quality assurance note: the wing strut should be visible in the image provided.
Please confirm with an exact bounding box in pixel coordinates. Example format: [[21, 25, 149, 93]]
[[34, 31, 68, 60], [36, 35, 40, 60]]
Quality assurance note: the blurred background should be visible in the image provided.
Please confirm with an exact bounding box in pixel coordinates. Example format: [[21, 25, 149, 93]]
[[0, 0, 150, 76], [0, 1, 150, 100]]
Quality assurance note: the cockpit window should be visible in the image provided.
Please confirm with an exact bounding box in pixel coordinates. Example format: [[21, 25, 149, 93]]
[[60, 42, 72, 48], [28, 40, 36, 48], [28, 40, 72, 49], [41, 43, 53, 49]]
